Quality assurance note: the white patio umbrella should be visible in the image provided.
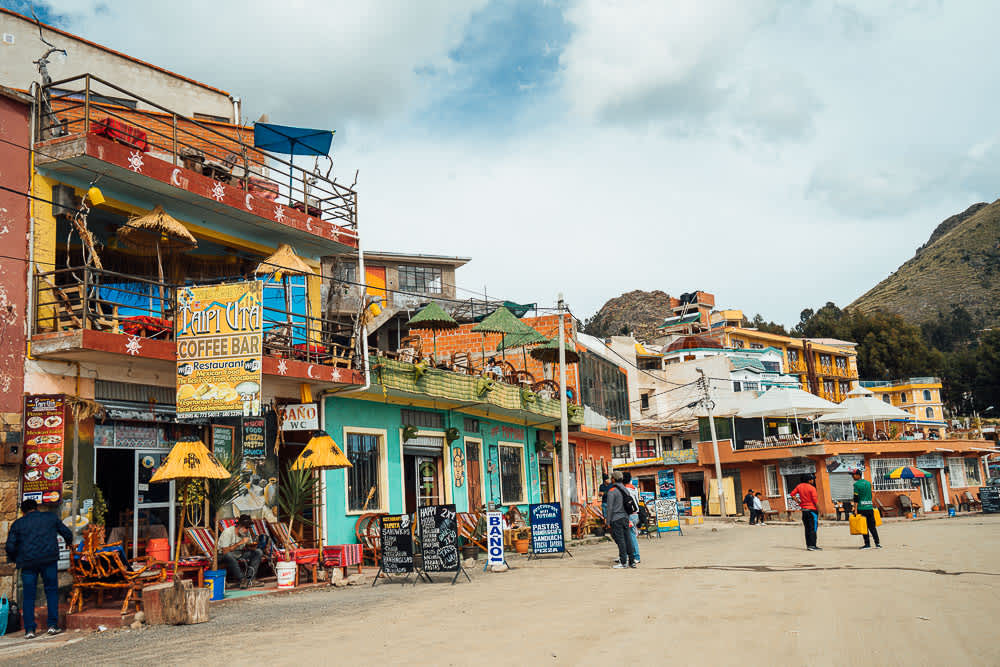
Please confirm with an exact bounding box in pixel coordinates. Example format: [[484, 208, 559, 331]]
[[815, 395, 913, 440], [736, 388, 845, 438], [847, 385, 874, 397]]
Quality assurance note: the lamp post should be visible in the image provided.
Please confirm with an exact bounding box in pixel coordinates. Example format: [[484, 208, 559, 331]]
[[697, 368, 727, 517]]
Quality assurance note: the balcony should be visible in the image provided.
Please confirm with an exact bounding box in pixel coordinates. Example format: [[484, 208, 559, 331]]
[[31, 266, 363, 389], [34, 74, 357, 258]]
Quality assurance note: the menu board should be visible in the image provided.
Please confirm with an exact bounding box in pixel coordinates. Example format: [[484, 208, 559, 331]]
[[379, 514, 414, 573], [981, 486, 1000, 514], [655, 498, 679, 533], [175, 281, 263, 418], [242, 418, 266, 459], [22, 395, 67, 504], [212, 424, 235, 459], [418, 504, 459, 572], [529, 503, 565, 554]]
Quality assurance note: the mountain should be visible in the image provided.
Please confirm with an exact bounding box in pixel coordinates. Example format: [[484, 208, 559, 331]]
[[850, 200, 1000, 326], [582, 290, 674, 341]]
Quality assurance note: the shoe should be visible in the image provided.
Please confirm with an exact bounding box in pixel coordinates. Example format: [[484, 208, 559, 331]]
[[875, 544, 883, 549], [24, 632, 36, 640], [807, 546, 822, 551], [612, 563, 626, 569], [859, 545, 871, 549], [46, 627, 63, 636], [629, 563, 638, 569], [239, 577, 249, 589]]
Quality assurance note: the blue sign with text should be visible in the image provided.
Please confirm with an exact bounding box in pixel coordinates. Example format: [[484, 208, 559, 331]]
[[529, 502, 565, 554]]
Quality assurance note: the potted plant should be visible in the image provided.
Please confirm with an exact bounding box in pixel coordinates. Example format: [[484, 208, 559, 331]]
[[512, 527, 531, 554], [278, 467, 319, 542], [203, 453, 249, 575]]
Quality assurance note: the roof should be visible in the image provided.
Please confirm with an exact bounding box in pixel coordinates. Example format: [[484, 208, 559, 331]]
[[658, 313, 702, 329], [665, 334, 722, 352], [0, 84, 32, 105], [364, 250, 471, 267], [576, 332, 623, 367], [1, 8, 231, 97], [802, 337, 858, 348], [730, 357, 766, 373]]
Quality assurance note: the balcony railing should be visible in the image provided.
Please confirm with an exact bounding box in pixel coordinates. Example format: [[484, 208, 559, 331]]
[[37, 74, 357, 232], [33, 266, 359, 368]]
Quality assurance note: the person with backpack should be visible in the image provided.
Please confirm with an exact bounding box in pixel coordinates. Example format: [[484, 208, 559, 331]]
[[623, 472, 641, 564], [605, 471, 638, 569]]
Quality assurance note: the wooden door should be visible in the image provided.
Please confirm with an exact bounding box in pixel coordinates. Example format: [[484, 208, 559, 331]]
[[466, 440, 483, 510]]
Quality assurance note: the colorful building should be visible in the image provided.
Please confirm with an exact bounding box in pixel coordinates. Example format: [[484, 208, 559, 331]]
[[862, 378, 947, 438]]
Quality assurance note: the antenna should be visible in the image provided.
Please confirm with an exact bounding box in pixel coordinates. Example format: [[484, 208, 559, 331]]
[[30, 5, 68, 138]]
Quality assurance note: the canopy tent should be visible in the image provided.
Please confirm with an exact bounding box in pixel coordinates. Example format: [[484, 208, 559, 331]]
[[736, 388, 845, 438], [815, 395, 913, 440], [253, 122, 335, 207], [847, 385, 874, 397]]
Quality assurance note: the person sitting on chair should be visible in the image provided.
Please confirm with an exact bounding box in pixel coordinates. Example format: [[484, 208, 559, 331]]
[[218, 514, 263, 588]]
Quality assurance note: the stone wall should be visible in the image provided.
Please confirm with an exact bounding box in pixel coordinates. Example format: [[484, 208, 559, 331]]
[[0, 412, 23, 596]]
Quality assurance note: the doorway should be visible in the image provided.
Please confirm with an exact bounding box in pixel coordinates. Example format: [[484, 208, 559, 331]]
[[681, 472, 705, 510], [404, 454, 442, 515], [538, 459, 555, 503], [95, 448, 174, 559], [466, 440, 483, 511], [135, 450, 174, 560], [920, 476, 940, 512]]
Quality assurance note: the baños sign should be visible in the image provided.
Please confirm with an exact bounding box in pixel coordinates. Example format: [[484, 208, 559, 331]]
[[486, 511, 504, 566], [175, 281, 262, 418]]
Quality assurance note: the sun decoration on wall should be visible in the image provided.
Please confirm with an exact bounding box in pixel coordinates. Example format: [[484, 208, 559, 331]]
[[127, 151, 144, 172]]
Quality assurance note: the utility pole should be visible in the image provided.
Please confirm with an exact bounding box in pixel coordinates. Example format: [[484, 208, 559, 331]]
[[697, 368, 727, 517], [558, 294, 572, 541]]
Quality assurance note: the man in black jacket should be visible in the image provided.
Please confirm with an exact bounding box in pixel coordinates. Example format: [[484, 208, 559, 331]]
[[605, 471, 637, 569], [744, 489, 757, 524], [5, 500, 73, 638]]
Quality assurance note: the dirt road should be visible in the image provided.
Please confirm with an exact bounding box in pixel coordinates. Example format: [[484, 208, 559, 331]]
[[12, 515, 1000, 666]]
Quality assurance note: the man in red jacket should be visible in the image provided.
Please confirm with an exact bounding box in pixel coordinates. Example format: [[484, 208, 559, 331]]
[[789, 474, 821, 551]]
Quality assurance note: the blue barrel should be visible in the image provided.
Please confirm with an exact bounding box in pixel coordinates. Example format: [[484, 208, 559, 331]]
[[948, 506, 956, 517], [204, 569, 226, 600]]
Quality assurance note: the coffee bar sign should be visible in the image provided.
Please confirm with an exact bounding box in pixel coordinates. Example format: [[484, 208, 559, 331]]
[[280, 403, 319, 431]]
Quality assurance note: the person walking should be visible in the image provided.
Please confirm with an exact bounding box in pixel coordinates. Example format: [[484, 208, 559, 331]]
[[4, 499, 74, 639], [605, 471, 637, 569], [789, 474, 821, 551], [598, 473, 611, 525], [852, 470, 882, 549], [744, 489, 756, 525], [753, 492, 764, 525], [622, 472, 641, 564]]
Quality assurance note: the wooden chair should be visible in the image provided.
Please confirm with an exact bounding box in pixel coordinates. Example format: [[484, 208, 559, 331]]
[[531, 380, 559, 400], [354, 513, 385, 565], [513, 370, 536, 387], [268, 522, 319, 585], [760, 499, 780, 522], [898, 494, 919, 516], [451, 352, 474, 375], [69, 528, 164, 615], [965, 491, 981, 511], [457, 511, 486, 551], [570, 502, 585, 539], [396, 335, 423, 363], [874, 496, 898, 517]]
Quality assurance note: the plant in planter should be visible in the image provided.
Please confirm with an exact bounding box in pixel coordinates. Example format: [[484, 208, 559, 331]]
[[512, 527, 531, 554], [203, 453, 249, 571], [278, 466, 320, 538]]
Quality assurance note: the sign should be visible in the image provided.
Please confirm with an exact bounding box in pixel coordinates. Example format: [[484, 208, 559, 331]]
[[826, 454, 865, 474], [657, 469, 676, 499], [528, 503, 565, 554], [176, 281, 263, 418], [23, 395, 67, 503], [981, 486, 1000, 514], [418, 504, 459, 572], [279, 403, 318, 431], [241, 418, 266, 459], [779, 459, 816, 476], [655, 498, 679, 532], [379, 514, 414, 573], [917, 453, 946, 469], [690, 497, 703, 516], [211, 424, 235, 459], [662, 449, 698, 465], [486, 511, 504, 565]]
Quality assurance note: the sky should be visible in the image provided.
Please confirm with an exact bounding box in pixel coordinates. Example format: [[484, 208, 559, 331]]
[[6, 0, 1000, 326]]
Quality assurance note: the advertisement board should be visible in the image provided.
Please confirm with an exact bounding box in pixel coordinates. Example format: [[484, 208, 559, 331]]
[[528, 503, 565, 554], [22, 395, 67, 504], [486, 511, 505, 566], [656, 469, 680, 532], [279, 403, 319, 431], [176, 281, 262, 418]]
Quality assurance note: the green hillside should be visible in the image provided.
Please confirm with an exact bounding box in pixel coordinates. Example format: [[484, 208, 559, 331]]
[[851, 200, 1000, 327]]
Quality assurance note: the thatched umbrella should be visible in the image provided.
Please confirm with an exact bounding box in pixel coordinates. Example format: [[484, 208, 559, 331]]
[[406, 302, 458, 363], [116, 206, 197, 316], [531, 337, 580, 397], [290, 431, 352, 568], [495, 327, 547, 370], [472, 306, 541, 363], [150, 437, 230, 574], [254, 244, 314, 344]]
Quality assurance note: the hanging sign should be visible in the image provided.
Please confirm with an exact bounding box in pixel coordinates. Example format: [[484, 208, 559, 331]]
[[418, 504, 459, 572], [486, 511, 504, 566], [826, 454, 865, 474], [242, 418, 266, 459], [916, 453, 945, 469], [22, 395, 67, 504], [779, 459, 816, 476], [657, 469, 676, 499], [528, 503, 564, 554], [279, 403, 319, 431], [176, 281, 263, 418], [379, 514, 414, 573]]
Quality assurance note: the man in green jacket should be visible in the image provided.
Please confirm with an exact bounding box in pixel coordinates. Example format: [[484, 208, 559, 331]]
[[852, 470, 882, 549]]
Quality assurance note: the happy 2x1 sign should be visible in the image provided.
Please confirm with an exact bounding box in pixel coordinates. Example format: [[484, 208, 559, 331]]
[[175, 281, 262, 418]]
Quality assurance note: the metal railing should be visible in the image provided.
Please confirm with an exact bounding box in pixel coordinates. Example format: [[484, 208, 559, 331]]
[[36, 74, 358, 233], [33, 266, 360, 368]]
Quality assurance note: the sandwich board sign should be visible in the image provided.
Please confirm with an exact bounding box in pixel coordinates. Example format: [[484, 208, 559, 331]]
[[486, 511, 505, 567]]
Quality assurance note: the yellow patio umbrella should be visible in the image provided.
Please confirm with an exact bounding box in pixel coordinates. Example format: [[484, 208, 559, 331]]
[[150, 436, 230, 573], [290, 431, 352, 571], [254, 243, 315, 344]]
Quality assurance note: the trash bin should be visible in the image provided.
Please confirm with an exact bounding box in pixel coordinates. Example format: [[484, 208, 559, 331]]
[[204, 569, 226, 600]]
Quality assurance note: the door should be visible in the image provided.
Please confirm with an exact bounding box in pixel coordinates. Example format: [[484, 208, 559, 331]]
[[539, 462, 555, 503], [415, 456, 440, 507], [920, 476, 939, 512], [708, 477, 737, 515], [134, 450, 175, 559], [365, 266, 387, 309], [466, 440, 483, 511]]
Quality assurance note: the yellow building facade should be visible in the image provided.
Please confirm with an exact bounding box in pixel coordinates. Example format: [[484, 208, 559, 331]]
[[862, 378, 947, 438]]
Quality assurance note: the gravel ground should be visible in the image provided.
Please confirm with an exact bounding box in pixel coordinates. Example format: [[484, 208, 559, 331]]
[[4, 514, 999, 666]]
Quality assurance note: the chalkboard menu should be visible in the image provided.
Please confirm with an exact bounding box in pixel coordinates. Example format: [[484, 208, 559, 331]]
[[379, 514, 414, 573], [242, 418, 266, 459], [418, 504, 459, 572], [211, 424, 234, 459], [981, 486, 1000, 514], [529, 503, 565, 554]]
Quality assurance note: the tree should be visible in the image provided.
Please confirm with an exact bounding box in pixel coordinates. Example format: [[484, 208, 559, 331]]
[[921, 305, 976, 352], [750, 313, 788, 336]]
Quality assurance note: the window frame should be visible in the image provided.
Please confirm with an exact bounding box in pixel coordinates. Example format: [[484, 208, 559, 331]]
[[963, 457, 982, 486], [464, 436, 486, 508], [948, 457, 967, 487], [764, 464, 780, 497], [872, 457, 915, 491], [498, 441, 527, 506], [635, 439, 657, 459], [612, 444, 630, 459], [397, 264, 443, 294], [342, 427, 389, 515], [925, 407, 935, 419], [923, 389, 933, 401]]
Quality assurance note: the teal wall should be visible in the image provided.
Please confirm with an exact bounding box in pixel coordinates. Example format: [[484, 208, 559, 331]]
[[321, 395, 545, 545]]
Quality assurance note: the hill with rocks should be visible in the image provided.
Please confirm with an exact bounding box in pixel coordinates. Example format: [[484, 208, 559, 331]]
[[582, 290, 674, 341]]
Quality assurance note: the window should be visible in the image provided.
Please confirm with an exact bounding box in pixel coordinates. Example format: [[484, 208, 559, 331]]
[[964, 458, 982, 486], [463, 418, 480, 432], [640, 393, 650, 410], [839, 381, 850, 396], [823, 381, 835, 396], [732, 339, 745, 348], [764, 465, 780, 497], [882, 395, 891, 404], [733, 382, 742, 392], [925, 407, 935, 420], [401, 409, 444, 429], [787, 350, 799, 364], [762, 361, 780, 373], [499, 444, 525, 504], [836, 357, 847, 371], [744, 381, 759, 392], [948, 457, 967, 487], [346, 432, 383, 511], [750, 343, 764, 350], [900, 393, 908, 403], [635, 439, 656, 458], [398, 265, 442, 293], [612, 444, 630, 459], [682, 439, 693, 449], [819, 354, 831, 367], [872, 457, 915, 491], [579, 351, 630, 423], [336, 262, 357, 285], [923, 389, 932, 401]]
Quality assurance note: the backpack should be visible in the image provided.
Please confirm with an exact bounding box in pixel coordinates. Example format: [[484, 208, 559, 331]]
[[637, 502, 650, 526], [617, 484, 638, 515]]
